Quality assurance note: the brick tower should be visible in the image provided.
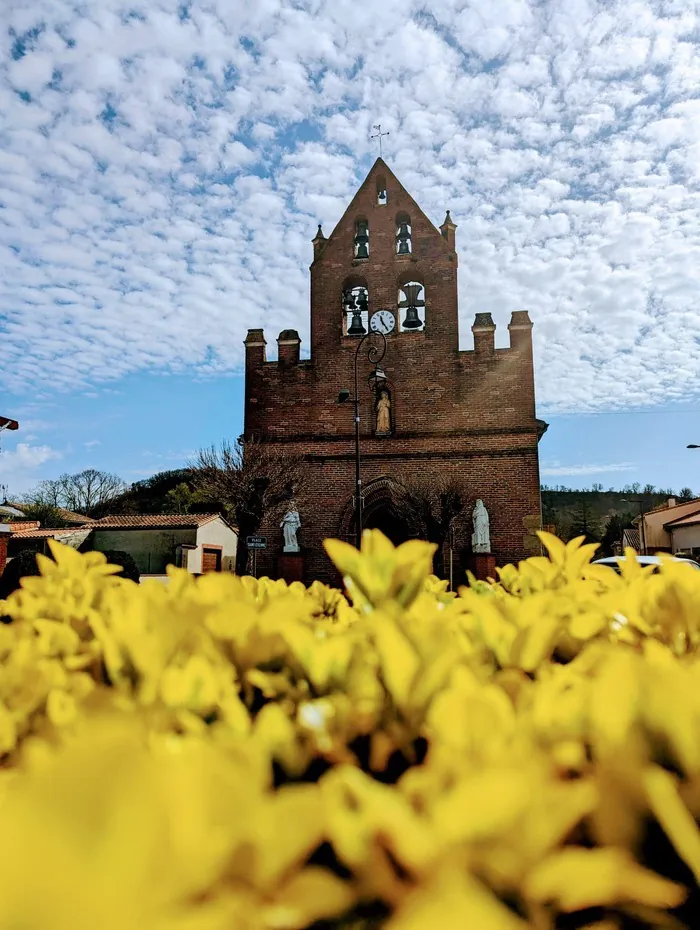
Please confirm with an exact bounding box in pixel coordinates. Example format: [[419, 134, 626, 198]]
[[244, 158, 545, 583]]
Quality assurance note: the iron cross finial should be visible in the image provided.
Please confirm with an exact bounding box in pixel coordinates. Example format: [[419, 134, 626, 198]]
[[371, 123, 390, 158]]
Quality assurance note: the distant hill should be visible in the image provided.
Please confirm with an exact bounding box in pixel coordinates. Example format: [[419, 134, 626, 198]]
[[541, 486, 694, 554], [97, 468, 212, 516]]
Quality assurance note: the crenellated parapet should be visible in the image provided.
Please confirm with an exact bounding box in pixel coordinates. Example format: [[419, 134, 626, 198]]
[[277, 329, 301, 367], [244, 329, 266, 369], [462, 310, 533, 356]]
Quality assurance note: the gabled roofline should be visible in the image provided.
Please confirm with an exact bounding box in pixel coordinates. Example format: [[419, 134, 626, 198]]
[[317, 157, 452, 259], [646, 497, 700, 516], [196, 513, 239, 534], [664, 507, 700, 529], [86, 512, 238, 532]]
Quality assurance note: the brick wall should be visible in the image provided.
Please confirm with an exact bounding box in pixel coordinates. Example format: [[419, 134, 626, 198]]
[[244, 158, 543, 584]]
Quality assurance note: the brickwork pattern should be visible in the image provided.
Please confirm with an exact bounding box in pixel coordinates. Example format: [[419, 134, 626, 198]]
[[244, 159, 542, 584]]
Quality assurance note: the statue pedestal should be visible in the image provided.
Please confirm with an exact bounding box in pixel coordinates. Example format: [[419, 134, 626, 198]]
[[467, 552, 497, 582], [278, 552, 305, 584]]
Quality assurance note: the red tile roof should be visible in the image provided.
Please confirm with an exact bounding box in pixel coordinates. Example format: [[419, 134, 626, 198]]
[[10, 514, 236, 537], [5, 504, 94, 524], [89, 514, 222, 529], [57, 508, 94, 523], [6, 521, 40, 533], [10, 527, 84, 539], [622, 528, 640, 550]]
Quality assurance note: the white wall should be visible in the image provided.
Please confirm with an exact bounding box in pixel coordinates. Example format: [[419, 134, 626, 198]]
[[670, 524, 700, 554], [90, 527, 198, 574], [193, 518, 238, 573]]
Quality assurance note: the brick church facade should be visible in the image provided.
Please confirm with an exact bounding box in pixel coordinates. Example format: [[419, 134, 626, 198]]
[[244, 158, 545, 583]]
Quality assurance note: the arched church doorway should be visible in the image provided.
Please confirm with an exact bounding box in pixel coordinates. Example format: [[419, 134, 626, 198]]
[[337, 476, 427, 547], [363, 502, 415, 546]]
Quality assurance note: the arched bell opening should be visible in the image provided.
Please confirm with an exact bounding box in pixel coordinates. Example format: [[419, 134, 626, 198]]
[[397, 279, 426, 332], [395, 212, 412, 255], [341, 275, 369, 336], [353, 218, 370, 259]]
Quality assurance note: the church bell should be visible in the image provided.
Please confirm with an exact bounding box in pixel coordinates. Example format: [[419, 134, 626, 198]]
[[347, 308, 366, 335], [400, 282, 424, 330], [354, 222, 369, 259], [403, 306, 422, 329], [396, 223, 411, 254], [345, 289, 367, 336]]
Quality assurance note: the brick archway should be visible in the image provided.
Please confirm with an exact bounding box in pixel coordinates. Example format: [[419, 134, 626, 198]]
[[337, 476, 426, 546]]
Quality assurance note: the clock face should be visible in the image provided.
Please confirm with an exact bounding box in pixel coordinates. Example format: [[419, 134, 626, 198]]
[[370, 310, 396, 334]]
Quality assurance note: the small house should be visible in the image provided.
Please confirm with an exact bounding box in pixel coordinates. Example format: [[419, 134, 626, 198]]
[[85, 514, 238, 576], [6, 513, 238, 579]]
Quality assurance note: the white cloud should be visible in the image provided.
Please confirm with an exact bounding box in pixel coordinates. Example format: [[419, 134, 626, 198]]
[[541, 462, 636, 477], [1, 0, 700, 412], [0, 443, 61, 494]]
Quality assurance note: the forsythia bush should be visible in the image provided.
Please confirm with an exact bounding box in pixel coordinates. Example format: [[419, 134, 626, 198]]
[[1, 533, 700, 929]]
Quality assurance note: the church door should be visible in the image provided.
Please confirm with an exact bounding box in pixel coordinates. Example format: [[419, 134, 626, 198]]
[[363, 504, 416, 546]]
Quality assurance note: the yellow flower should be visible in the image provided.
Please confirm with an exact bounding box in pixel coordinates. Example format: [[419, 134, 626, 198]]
[[525, 847, 684, 912], [324, 529, 436, 612]]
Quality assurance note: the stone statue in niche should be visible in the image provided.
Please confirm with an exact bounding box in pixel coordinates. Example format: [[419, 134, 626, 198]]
[[281, 503, 301, 552], [471, 499, 491, 553], [376, 390, 391, 435]]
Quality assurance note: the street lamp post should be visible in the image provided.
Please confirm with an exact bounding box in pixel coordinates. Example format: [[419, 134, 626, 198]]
[[0, 417, 19, 436], [621, 498, 647, 555], [339, 331, 388, 549], [0, 416, 19, 457]]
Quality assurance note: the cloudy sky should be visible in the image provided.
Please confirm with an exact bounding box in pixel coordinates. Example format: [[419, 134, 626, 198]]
[[2, 0, 700, 496]]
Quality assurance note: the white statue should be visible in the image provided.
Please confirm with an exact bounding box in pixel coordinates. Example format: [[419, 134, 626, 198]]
[[471, 499, 491, 553], [281, 504, 301, 552]]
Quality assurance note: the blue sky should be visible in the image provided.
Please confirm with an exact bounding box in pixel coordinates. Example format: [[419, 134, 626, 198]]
[[2, 0, 700, 497]]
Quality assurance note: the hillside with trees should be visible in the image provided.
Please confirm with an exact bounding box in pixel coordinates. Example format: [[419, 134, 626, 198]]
[[541, 483, 695, 555]]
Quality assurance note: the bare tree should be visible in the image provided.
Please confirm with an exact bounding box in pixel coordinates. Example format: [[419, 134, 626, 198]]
[[23, 469, 126, 516], [191, 437, 306, 575], [22, 478, 63, 508]]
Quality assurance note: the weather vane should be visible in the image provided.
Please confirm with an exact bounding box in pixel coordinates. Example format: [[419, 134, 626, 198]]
[[371, 123, 390, 158]]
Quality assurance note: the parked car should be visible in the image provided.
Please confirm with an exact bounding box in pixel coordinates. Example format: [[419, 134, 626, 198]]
[[592, 555, 700, 573]]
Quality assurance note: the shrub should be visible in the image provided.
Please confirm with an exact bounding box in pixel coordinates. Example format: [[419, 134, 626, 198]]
[[95, 549, 140, 583], [0, 533, 698, 928], [0, 548, 41, 601]]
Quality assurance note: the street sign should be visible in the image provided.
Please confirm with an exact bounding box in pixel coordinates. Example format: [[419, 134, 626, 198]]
[[247, 536, 267, 550]]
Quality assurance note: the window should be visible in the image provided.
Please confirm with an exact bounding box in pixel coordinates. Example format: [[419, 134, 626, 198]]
[[343, 284, 369, 336], [354, 219, 369, 259], [376, 176, 387, 205], [398, 280, 425, 331], [396, 213, 411, 255]]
